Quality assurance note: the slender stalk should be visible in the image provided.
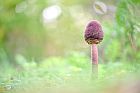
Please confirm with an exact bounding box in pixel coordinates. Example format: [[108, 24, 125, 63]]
[[91, 44, 98, 75]]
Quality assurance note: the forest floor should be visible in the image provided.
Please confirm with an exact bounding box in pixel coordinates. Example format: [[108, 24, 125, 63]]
[[0, 54, 140, 93]]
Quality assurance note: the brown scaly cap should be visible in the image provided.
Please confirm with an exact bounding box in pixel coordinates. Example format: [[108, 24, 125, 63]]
[[84, 20, 103, 44]]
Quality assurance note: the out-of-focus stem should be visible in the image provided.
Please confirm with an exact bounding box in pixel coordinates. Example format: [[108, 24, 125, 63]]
[[91, 44, 98, 75]]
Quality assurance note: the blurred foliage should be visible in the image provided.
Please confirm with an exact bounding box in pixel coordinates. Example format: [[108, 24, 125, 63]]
[[0, 0, 140, 92], [0, 0, 139, 64], [0, 0, 140, 65], [0, 0, 140, 93], [115, 0, 140, 62], [0, 0, 47, 63], [0, 53, 140, 93], [0, 0, 92, 63]]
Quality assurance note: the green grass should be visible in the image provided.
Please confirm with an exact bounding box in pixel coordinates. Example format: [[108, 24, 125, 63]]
[[0, 52, 140, 93]]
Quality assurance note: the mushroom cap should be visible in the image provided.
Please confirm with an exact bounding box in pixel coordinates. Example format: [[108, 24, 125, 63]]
[[84, 20, 103, 44]]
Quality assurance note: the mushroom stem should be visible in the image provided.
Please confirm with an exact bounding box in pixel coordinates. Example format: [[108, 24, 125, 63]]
[[91, 44, 98, 74]]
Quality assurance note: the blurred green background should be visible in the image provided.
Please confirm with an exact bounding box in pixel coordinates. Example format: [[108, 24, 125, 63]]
[[0, 0, 140, 64], [0, 0, 140, 93]]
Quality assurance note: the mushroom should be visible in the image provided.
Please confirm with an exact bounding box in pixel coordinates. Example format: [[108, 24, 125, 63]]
[[84, 20, 103, 75]]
